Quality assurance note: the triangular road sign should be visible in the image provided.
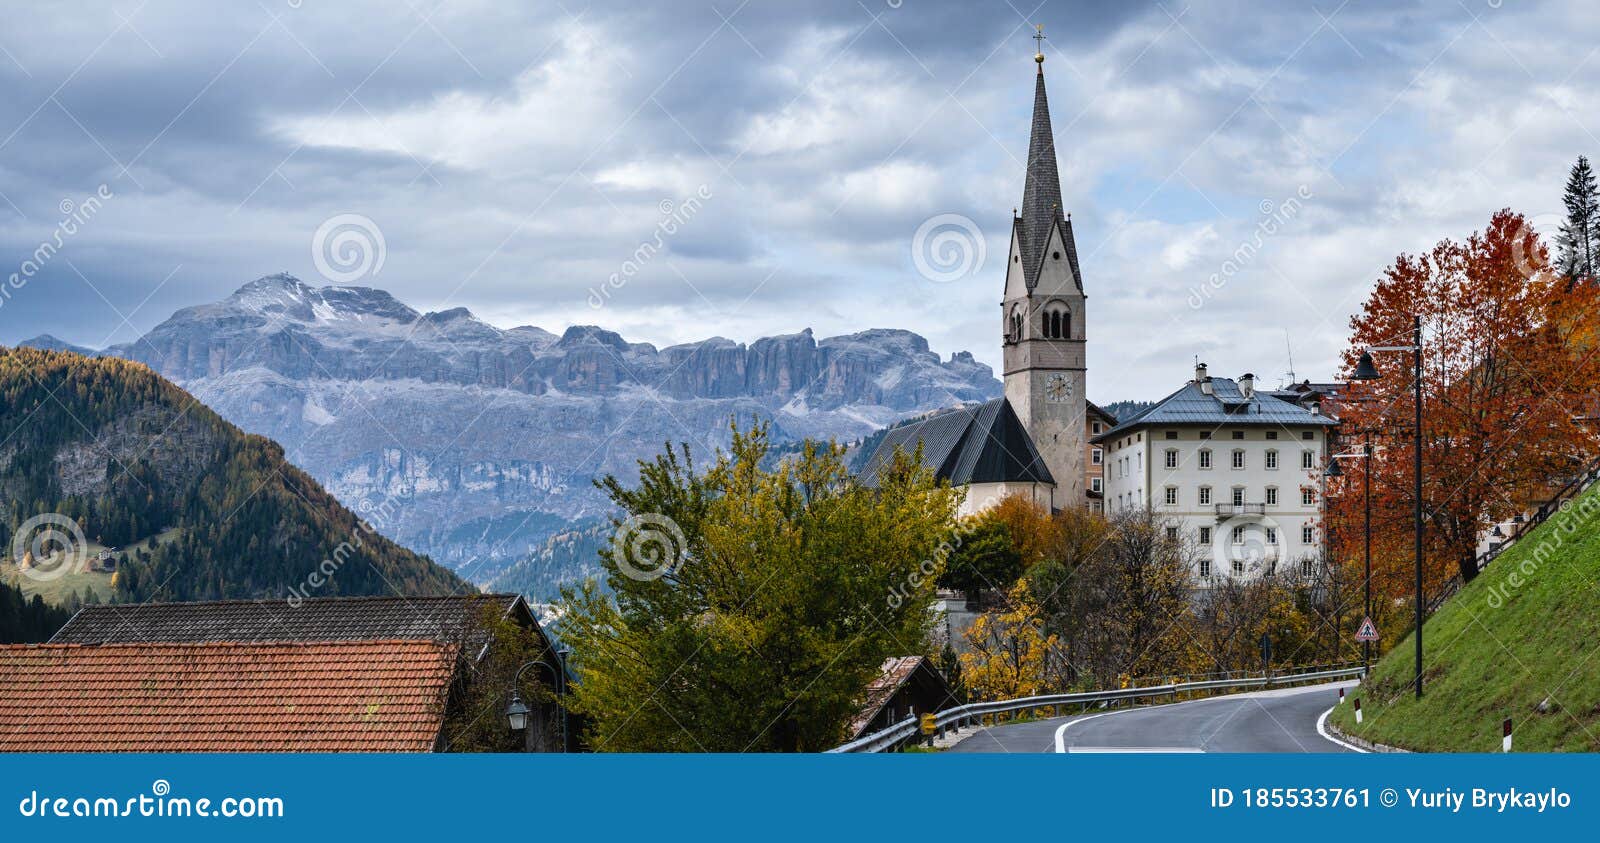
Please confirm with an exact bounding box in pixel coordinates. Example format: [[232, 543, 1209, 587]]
[[1355, 616, 1380, 642]]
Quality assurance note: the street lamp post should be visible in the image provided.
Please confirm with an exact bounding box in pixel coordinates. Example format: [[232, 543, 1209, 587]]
[[1363, 438, 1373, 670], [1325, 436, 1376, 671], [506, 645, 573, 752], [1350, 314, 1425, 700]]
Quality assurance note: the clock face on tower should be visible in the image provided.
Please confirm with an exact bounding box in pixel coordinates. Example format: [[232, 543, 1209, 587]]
[[1045, 373, 1071, 403]]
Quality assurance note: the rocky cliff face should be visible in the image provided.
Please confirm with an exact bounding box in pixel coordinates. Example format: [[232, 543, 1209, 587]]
[[32, 274, 999, 589]]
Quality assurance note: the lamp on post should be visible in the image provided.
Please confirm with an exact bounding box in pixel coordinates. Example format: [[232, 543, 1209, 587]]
[[506, 645, 572, 752], [1350, 314, 1425, 700], [505, 694, 531, 732]]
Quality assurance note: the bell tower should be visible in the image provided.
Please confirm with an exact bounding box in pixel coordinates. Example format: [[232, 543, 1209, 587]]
[[1002, 29, 1087, 510]]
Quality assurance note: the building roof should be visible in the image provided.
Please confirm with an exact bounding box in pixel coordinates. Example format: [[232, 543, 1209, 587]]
[[1087, 400, 1117, 425], [848, 656, 950, 738], [1095, 376, 1338, 442], [1017, 65, 1081, 292], [1286, 379, 1347, 396], [856, 398, 1054, 488], [50, 594, 534, 654], [0, 640, 458, 752]]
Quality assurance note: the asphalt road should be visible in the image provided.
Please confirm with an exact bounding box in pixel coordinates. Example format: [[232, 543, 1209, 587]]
[[946, 680, 1361, 753]]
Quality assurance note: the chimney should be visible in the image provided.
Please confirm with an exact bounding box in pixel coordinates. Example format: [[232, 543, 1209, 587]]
[[1239, 372, 1256, 399], [1194, 362, 1208, 383]]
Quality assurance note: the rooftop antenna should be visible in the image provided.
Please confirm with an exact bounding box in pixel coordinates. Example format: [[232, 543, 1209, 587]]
[[1281, 329, 1296, 388]]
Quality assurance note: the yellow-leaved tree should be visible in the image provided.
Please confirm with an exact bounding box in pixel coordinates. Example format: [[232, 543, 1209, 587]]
[[959, 578, 1060, 701]]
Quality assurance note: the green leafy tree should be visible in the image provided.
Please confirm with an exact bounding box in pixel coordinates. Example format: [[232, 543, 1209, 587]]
[[936, 515, 1022, 603], [557, 421, 962, 752]]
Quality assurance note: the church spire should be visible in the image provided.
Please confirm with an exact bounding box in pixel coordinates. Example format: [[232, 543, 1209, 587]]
[[1017, 26, 1078, 291]]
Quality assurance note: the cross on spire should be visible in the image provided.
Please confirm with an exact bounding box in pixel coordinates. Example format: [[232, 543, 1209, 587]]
[[1033, 24, 1046, 68]]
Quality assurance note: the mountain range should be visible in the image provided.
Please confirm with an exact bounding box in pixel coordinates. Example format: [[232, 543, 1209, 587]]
[[22, 274, 1001, 595]]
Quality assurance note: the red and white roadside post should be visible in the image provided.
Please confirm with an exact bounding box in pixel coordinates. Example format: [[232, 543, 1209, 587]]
[[1354, 698, 1362, 724], [1337, 687, 1345, 705], [1503, 718, 1513, 752]]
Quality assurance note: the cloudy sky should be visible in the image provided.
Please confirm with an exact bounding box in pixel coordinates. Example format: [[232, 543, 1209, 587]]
[[0, 0, 1593, 402]]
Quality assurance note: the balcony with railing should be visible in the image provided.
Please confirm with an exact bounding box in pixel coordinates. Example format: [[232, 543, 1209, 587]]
[[1214, 502, 1266, 518]]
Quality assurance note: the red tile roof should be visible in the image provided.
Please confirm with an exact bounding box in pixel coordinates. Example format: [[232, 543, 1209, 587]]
[[0, 640, 459, 753]]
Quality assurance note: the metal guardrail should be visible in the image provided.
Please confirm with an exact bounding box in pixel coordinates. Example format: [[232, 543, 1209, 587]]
[[828, 664, 1366, 753]]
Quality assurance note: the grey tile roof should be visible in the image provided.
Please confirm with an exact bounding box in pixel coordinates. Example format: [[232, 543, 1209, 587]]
[[856, 398, 1055, 487], [49, 594, 536, 652], [1017, 67, 1081, 292], [1094, 377, 1338, 442]]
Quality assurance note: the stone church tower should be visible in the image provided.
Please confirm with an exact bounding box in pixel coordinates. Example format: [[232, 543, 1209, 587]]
[[1001, 46, 1087, 510]]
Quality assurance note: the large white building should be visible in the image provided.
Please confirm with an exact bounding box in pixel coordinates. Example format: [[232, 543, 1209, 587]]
[[1095, 364, 1337, 584]]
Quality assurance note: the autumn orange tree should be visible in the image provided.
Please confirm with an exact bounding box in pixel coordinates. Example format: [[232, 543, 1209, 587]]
[[1330, 209, 1600, 598]]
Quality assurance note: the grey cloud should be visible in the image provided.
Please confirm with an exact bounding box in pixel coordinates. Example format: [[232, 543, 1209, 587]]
[[2, 0, 1596, 404]]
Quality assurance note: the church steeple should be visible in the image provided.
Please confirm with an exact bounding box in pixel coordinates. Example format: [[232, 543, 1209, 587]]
[[1016, 35, 1080, 292], [1001, 29, 1088, 514]]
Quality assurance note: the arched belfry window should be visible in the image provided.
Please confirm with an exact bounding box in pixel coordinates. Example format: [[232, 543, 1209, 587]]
[[1009, 307, 1023, 343], [1040, 304, 1070, 339]]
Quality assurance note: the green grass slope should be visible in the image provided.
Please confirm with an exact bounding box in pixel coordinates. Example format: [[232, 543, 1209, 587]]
[[1330, 483, 1600, 751]]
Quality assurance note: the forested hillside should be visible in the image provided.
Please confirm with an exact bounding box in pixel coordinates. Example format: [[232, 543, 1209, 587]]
[[0, 347, 470, 608]]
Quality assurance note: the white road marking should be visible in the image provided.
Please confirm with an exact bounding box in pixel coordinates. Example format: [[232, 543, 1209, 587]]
[[1052, 699, 1218, 753], [1050, 681, 1362, 754], [1064, 746, 1204, 753], [1315, 704, 1369, 753], [1054, 709, 1130, 753]]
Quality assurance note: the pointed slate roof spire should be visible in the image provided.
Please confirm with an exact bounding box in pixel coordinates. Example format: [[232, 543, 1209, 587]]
[[1017, 45, 1081, 290]]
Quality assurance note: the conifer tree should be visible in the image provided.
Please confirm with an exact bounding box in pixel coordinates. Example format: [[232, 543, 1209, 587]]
[[1558, 156, 1600, 282]]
